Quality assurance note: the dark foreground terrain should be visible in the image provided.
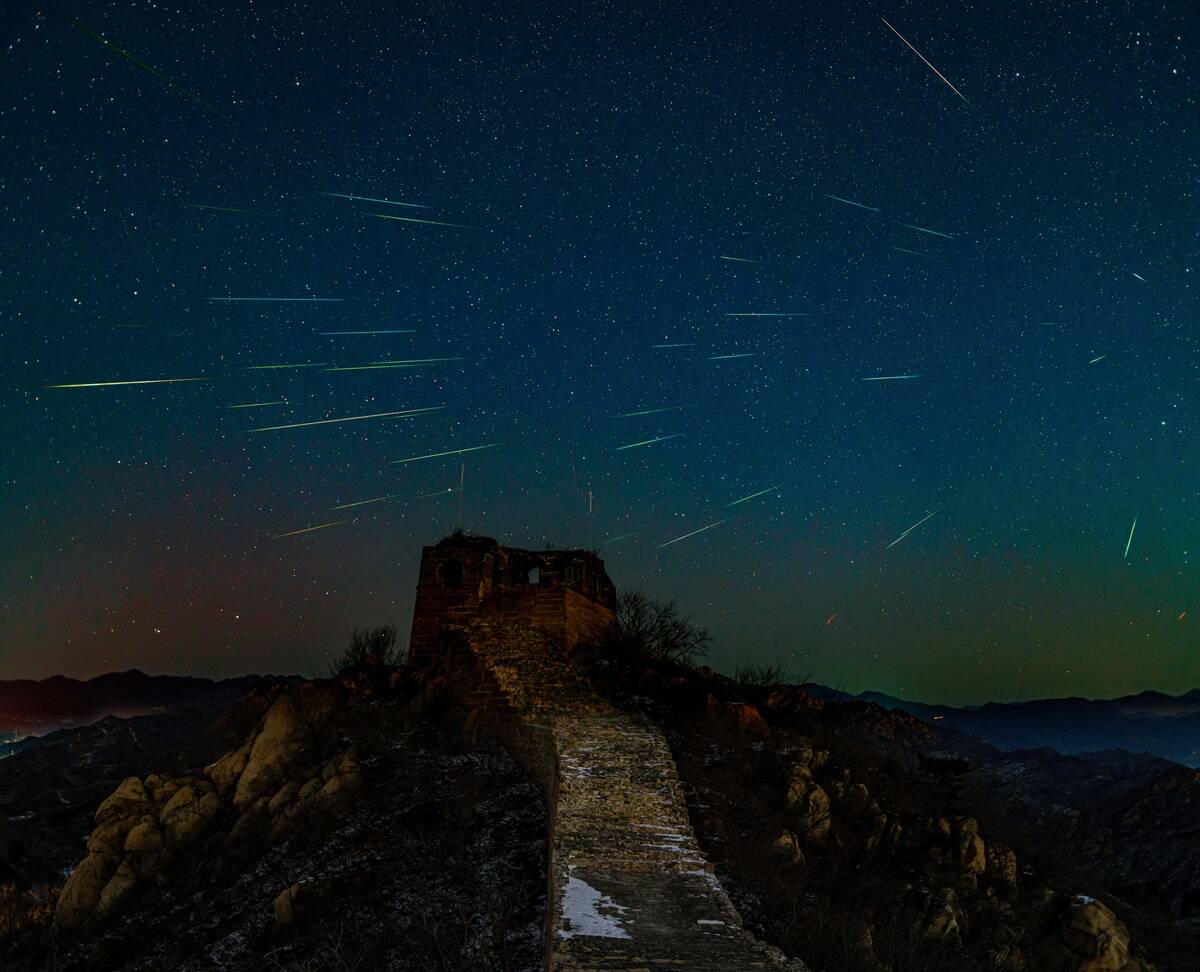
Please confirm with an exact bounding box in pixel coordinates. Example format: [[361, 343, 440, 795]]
[[2, 654, 1198, 972], [591, 661, 1200, 972], [1, 675, 545, 971]]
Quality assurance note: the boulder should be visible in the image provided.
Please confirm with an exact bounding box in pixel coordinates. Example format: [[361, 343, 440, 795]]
[[847, 920, 891, 972], [770, 830, 805, 866], [94, 777, 151, 832], [273, 881, 326, 926], [232, 695, 309, 809], [55, 852, 119, 930], [987, 843, 1019, 888], [298, 776, 323, 801], [864, 811, 889, 852], [160, 783, 221, 844], [96, 857, 140, 918], [923, 887, 963, 942], [123, 819, 167, 875], [1059, 897, 1130, 971], [842, 782, 871, 816], [268, 780, 302, 816], [206, 736, 253, 790], [319, 749, 363, 810], [87, 814, 140, 857], [788, 781, 832, 841], [959, 832, 987, 875]]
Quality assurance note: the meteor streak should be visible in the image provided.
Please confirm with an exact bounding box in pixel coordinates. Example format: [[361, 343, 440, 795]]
[[724, 312, 809, 317], [892, 246, 929, 258], [1088, 355, 1107, 364], [616, 404, 694, 418], [249, 406, 442, 433], [823, 194, 880, 213], [321, 192, 430, 209], [603, 531, 638, 545], [880, 17, 971, 106], [862, 374, 920, 381], [209, 297, 344, 302], [319, 329, 416, 335], [332, 493, 405, 511], [658, 517, 735, 549], [373, 357, 462, 365], [188, 204, 252, 214], [370, 213, 479, 229], [1124, 515, 1138, 560], [274, 520, 350, 539], [651, 342, 696, 348], [1131, 272, 1147, 282], [47, 377, 207, 388], [720, 255, 760, 263], [417, 487, 461, 498], [725, 485, 781, 507], [897, 222, 955, 239], [614, 433, 684, 451], [709, 353, 758, 360], [228, 401, 285, 409], [335, 488, 458, 509], [244, 363, 328, 370], [885, 509, 940, 549], [326, 357, 464, 372], [392, 443, 500, 464], [69, 19, 231, 121]]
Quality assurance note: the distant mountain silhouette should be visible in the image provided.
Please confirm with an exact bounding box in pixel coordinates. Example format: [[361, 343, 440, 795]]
[[0, 669, 298, 743], [812, 685, 1200, 766]]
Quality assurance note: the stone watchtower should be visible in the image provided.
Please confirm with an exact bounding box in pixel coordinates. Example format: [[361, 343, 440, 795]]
[[407, 534, 617, 666]]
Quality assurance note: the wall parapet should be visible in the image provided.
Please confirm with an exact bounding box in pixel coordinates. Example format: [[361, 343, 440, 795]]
[[447, 619, 809, 972]]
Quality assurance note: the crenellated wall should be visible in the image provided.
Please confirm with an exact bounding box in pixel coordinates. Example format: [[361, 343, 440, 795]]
[[408, 535, 616, 667]]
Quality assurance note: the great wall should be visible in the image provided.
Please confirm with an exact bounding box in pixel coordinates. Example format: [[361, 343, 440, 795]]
[[410, 535, 808, 972]]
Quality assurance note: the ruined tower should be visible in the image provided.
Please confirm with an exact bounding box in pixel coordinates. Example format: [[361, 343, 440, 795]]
[[407, 534, 617, 666]]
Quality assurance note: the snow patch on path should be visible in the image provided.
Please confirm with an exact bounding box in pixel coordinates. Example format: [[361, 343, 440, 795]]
[[559, 875, 631, 939]]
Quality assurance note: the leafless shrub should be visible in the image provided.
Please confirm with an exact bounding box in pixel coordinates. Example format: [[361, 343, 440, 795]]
[[733, 662, 790, 688], [606, 591, 711, 669], [328, 625, 404, 676]]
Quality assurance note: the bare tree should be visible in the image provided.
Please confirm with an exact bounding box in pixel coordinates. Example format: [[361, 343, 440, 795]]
[[608, 592, 711, 668], [733, 662, 790, 687], [328, 625, 403, 676]]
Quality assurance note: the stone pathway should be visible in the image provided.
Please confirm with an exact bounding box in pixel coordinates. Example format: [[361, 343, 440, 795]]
[[456, 622, 808, 972]]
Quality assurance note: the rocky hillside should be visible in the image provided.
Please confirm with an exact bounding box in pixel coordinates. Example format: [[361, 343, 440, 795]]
[[594, 662, 1185, 972], [2, 670, 546, 971], [5, 650, 1198, 972], [961, 747, 1200, 960], [0, 686, 289, 896], [844, 688, 1200, 767], [0, 671, 297, 750]]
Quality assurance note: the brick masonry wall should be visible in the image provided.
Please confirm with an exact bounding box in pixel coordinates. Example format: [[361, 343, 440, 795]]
[[407, 537, 617, 667], [450, 620, 810, 972]]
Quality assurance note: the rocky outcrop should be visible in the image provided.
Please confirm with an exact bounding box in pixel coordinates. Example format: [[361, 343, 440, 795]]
[[55, 681, 361, 931], [1060, 897, 1130, 971], [736, 728, 1161, 972], [706, 693, 770, 737]]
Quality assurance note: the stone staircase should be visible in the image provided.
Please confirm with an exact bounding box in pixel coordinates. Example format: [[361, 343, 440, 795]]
[[448, 620, 808, 972]]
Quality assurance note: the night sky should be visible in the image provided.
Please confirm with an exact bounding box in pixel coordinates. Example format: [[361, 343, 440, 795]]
[[1, 1, 1196, 704]]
